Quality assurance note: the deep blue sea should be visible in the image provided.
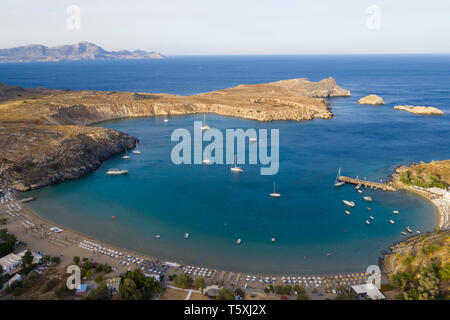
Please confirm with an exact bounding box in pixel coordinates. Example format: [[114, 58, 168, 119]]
[[1, 55, 449, 274]]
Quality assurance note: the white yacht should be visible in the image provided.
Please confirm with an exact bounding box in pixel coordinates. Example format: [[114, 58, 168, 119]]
[[269, 182, 281, 197], [363, 196, 372, 202], [164, 119, 169, 122], [389, 219, 395, 224], [184, 233, 190, 239], [106, 168, 128, 175], [355, 183, 361, 190], [334, 168, 344, 187], [393, 210, 399, 214], [201, 114, 210, 131], [343, 200, 355, 207], [401, 231, 407, 235], [345, 210, 351, 215], [155, 234, 161, 238], [369, 216, 375, 220], [271, 237, 276, 243], [365, 220, 371, 225], [406, 227, 413, 233], [132, 142, 141, 154], [358, 190, 363, 194], [122, 148, 131, 159], [230, 155, 243, 173], [236, 238, 242, 245]]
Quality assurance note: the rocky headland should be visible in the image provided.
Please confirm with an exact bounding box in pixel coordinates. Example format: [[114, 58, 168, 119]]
[[393, 105, 444, 115], [0, 78, 349, 190], [357, 94, 384, 105]]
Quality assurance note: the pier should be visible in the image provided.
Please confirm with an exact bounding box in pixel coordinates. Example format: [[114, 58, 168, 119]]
[[338, 176, 397, 192]]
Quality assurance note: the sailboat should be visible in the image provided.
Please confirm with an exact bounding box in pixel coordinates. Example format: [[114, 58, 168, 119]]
[[132, 142, 141, 154], [334, 168, 344, 187], [230, 155, 243, 172], [269, 182, 281, 197], [201, 114, 210, 131], [122, 148, 131, 159]]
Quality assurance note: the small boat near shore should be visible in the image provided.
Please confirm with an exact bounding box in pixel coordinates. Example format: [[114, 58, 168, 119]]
[[343, 200, 355, 207], [122, 148, 131, 159], [363, 196, 372, 202], [369, 216, 375, 220], [358, 190, 363, 194], [201, 114, 210, 131], [401, 231, 407, 235], [406, 227, 413, 233], [334, 168, 344, 187], [365, 220, 371, 225], [269, 182, 281, 198], [389, 219, 395, 224], [106, 168, 128, 175], [132, 142, 141, 154], [355, 183, 361, 190], [345, 210, 351, 215]]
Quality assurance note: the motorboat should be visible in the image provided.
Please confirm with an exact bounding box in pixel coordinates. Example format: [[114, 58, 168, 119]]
[[343, 200, 355, 207], [106, 168, 128, 175]]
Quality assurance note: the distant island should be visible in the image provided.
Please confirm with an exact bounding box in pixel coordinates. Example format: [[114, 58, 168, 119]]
[[0, 41, 165, 63]]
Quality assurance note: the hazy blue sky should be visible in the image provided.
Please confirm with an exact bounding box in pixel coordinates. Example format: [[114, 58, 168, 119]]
[[1, 0, 449, 55]]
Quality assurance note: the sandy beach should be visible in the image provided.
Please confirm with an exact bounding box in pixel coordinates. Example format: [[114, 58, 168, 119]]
[[0, 192, 374, 297], [393, 182, 450, 230]]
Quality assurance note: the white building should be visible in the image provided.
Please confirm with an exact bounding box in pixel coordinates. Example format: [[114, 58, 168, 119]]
[[0, 250, 43, 275], [351, 283, 385, 300]]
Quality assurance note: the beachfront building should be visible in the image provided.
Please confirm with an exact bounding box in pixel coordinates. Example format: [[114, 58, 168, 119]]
[[106, 277, 121, 295], [351, 284, 385, 300], [0, 250, 43, 275]]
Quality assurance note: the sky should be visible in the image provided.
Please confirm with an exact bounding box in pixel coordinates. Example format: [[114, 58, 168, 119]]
[[0, 0, 449, 55]]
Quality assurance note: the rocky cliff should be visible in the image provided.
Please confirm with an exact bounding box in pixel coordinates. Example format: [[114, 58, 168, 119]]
[[0, 77, 349, 190]]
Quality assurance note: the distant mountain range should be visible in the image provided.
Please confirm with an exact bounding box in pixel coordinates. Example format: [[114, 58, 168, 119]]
[[0, 41, 165, 63]]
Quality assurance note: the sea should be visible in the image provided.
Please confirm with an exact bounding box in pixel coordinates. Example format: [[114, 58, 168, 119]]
[[1, 55, 449, 274]]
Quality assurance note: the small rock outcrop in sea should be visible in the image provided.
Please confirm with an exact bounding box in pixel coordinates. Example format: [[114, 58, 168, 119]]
[[357, 94, 384, 105], [393, 105, 444, 115]]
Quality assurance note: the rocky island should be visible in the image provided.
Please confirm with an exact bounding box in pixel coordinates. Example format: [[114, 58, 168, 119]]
[[0, 78, 349, 191], [0, 42, 165, 63], [357, 94, 385, 105], [394, 105, 444, 115]]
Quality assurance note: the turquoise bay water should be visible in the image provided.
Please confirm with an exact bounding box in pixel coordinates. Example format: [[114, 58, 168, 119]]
[[2, 55, 448, 274]]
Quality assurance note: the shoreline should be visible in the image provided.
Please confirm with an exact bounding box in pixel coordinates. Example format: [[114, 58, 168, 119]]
[[392, 180, 449, 230], [0, 195, 376, 295]]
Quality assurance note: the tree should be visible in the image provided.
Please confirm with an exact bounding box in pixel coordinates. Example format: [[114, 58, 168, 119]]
[[86, 270, 93, 279], [119, 278, 141, 300], [86, 282, 110, 300], [95, 274, 103, 283], [193, 278, 206, 289], [22, 250, 33, 266], [0, 229, 16, 257], [174, 274, 193, 289], [73, 256, 80, 265], [216, 288, 235, 300], [392, 272, 413, 290]]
